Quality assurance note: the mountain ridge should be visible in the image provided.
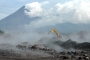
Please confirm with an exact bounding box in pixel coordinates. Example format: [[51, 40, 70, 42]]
[[0, 6, 90, 33], [0, 6, 39, 31]]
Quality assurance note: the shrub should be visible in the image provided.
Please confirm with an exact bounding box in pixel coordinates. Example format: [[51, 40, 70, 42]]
[[0, 30, 4, 35]]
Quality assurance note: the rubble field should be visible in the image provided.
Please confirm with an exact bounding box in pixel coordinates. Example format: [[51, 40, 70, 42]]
[[0, 41, 90, 60]]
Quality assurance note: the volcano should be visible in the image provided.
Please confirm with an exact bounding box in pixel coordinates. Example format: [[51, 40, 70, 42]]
[[0, 6, 90, 33]]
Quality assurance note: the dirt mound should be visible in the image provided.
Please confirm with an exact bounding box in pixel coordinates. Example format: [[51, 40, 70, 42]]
[[53, 39, 90, 49]]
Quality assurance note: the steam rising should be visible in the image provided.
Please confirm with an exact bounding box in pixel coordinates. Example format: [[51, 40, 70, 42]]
[[0, 32, 53, 45], [0, 31, 90, 51]]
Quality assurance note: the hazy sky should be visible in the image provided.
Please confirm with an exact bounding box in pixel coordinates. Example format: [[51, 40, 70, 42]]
[[0, 0, 90, 28], [0, 0, 70, 20]]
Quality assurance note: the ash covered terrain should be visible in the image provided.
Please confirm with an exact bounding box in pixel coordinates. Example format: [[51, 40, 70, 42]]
[[0, 31, 90, 60], [0, 0, 90, 60]]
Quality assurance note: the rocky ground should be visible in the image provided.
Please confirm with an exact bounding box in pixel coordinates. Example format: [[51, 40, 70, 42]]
[[0, 42, 90, 60]]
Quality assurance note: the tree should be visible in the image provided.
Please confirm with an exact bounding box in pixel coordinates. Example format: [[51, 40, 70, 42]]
[[0, 30, 4, 35]]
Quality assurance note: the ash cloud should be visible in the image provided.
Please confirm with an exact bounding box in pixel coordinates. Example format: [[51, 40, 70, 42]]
[[24, 0, 90, 31]]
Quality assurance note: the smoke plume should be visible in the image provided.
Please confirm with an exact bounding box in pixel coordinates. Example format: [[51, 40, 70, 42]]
[[24, 0, 90, 31]]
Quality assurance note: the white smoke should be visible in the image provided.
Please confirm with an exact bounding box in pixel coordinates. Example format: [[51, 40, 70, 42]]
[[58, 31, 90, 43], [24, 1, 49, 17], [24, 0, 90, 30], [0, 31, 53, 45]]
